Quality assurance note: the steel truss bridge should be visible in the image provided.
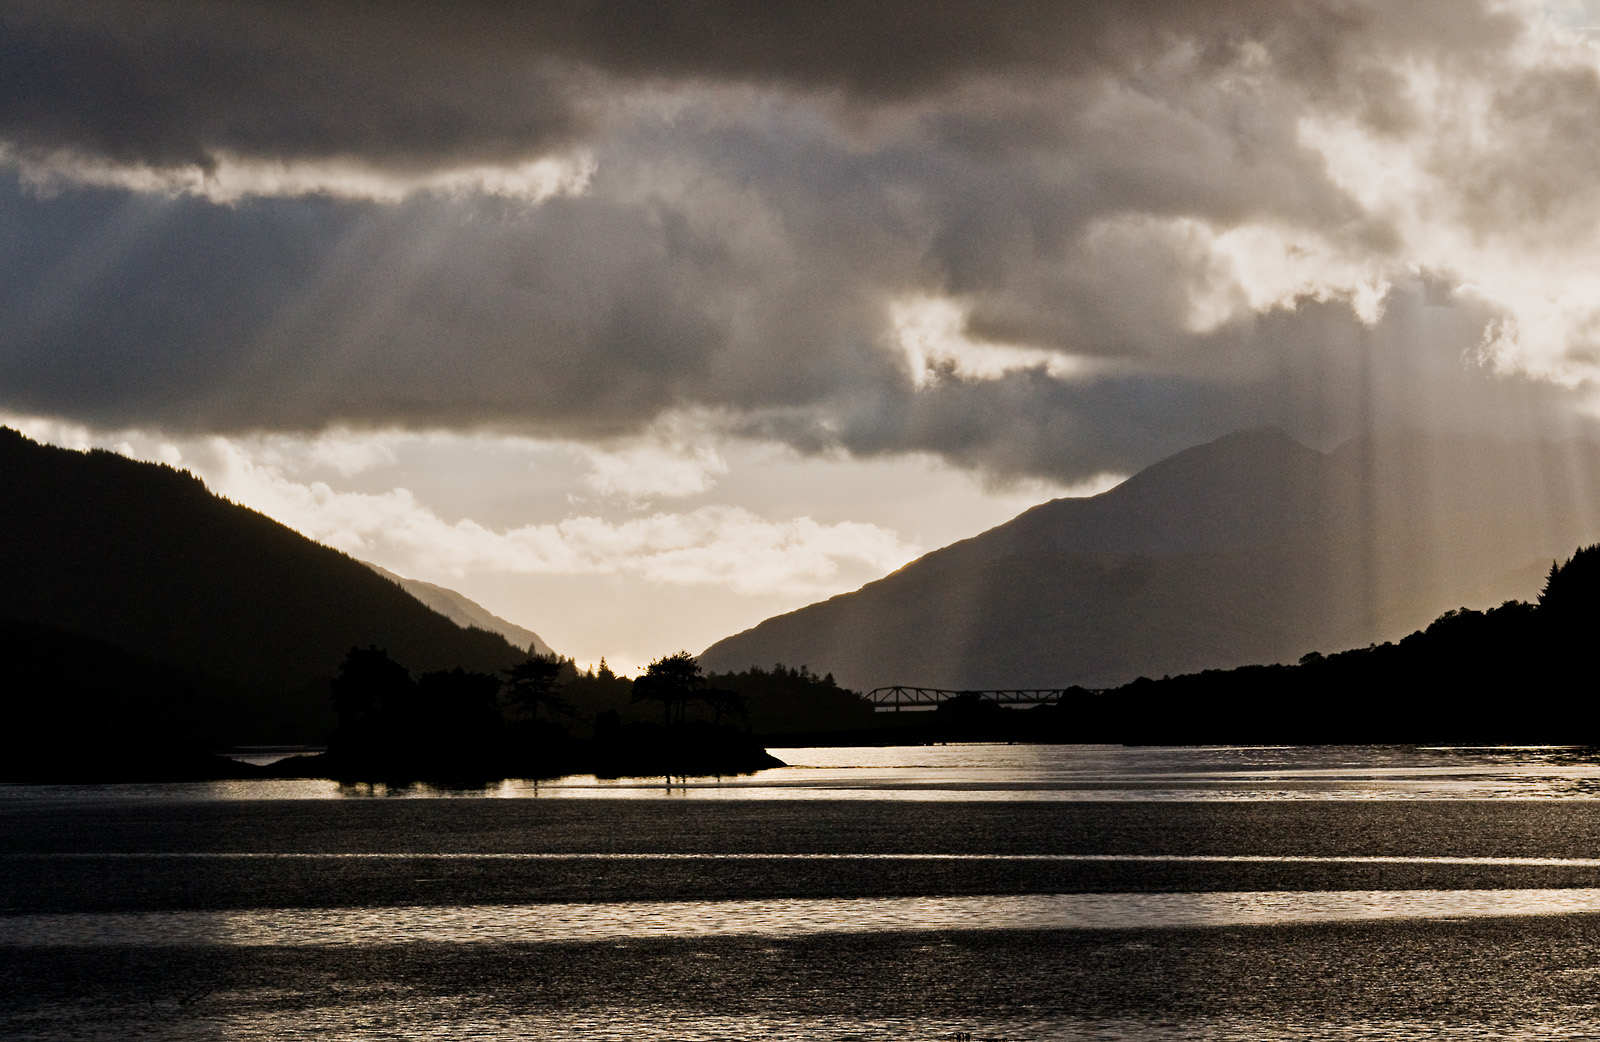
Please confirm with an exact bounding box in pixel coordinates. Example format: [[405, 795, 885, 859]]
[[866, 686, 1076, 710]]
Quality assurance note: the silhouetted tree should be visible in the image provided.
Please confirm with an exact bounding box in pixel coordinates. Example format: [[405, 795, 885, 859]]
[[327, 648, 516, 776], [632, 651, 705, 726], [559, 657, 636, 730], [330, 646, 417, 758], [701, 687, 748, 728], [934, 692, 1009, 734], [417, 667, 503, 763], [503, 653, 572, 725], [704, 663, 874, 735], [1540, 545, 1600, 624]]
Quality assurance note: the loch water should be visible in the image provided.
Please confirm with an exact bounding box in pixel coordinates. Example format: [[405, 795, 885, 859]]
[[8, 745, 1600, 1040]]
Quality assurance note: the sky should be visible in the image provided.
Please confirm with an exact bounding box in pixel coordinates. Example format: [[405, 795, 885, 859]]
[[7, 1, 1600, 671]]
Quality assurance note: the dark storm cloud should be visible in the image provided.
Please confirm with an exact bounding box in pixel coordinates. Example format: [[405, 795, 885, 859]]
[[2, 160, 1579, 484], [0, 0, 1519, 174], [0, 184, 724, 433], [0, 0, 1593, 485], [0, 2, 584, 171]]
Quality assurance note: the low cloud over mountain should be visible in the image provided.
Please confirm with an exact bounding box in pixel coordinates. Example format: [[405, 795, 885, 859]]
[[3, 2, 1600, 487]]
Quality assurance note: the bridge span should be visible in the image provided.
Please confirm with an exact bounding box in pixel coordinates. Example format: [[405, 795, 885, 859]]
[[865, 686, 1080, 711]]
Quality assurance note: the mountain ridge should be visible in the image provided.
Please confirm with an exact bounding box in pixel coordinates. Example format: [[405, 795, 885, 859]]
[[0, 427, 529, 743], [701, 428, 1600, 691], [363, 562, 554, 656]]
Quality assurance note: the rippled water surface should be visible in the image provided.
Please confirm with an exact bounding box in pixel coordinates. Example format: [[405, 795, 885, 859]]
[[14, 743, 1600, 802], [8, 744, 1600, 1039], [13, 889, 1600, 947], [555, 743, 1600, 800]]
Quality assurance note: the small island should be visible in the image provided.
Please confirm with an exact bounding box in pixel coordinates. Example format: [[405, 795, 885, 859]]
[[272, 648, 787, 783], [3, 647, 842, 784]]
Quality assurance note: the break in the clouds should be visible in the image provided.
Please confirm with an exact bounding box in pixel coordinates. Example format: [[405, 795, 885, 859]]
[[7, 412, 998, 667], [9, 415, 908, 599], [5, 0, 1600, 489]]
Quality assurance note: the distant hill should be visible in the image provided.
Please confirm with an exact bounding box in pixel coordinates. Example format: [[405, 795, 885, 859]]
[[364, 562, 554, 655], [0, 428, 528, 743], [701, 429, 1600, 691]]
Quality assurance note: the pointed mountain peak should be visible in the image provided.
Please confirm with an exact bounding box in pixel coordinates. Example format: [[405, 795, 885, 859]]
[[1108, 427, 1321, 497]]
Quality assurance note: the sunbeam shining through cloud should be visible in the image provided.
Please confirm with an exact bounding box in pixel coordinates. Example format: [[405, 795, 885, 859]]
[[3, 413, 1077, 667], [5, 0, 1600, 661], [18, 12, 1600, 1042]]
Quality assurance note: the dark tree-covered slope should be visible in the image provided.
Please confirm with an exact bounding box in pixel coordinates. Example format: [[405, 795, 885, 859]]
[[0, 428, 526, 741], [702, 429, 1600, 691], [1035, 543, 1600, 745], [0, 616, 279, 775]]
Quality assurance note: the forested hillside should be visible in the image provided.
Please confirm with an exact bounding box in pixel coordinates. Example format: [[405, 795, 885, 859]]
[[0, 428, 526, 743]]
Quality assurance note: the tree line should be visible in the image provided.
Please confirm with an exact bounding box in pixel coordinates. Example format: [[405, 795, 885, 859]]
[[320, 647, 855, 779], [1005, 543, 1600, 745]]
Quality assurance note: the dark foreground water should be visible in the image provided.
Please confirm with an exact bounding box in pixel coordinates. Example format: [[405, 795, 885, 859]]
[[7, 745, 1600, 1039]]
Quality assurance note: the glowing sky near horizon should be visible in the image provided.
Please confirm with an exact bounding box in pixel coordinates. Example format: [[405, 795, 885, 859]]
[[6, 1, 1600, 668]]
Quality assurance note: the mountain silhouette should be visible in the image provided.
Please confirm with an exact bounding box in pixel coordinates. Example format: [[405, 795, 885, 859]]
[[701, 429, 1600, 691], [0, 428, 527, 743], [363, 561, 554, 655]]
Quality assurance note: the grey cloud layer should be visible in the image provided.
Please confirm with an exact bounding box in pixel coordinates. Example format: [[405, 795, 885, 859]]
[[0, 0, 1593, 482], [0, 0, 1517, 172]]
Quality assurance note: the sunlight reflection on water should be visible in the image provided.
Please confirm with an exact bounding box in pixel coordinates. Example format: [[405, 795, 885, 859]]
[[7, 889, 1600, 947], [19, 1000, 1600, 1042], [11, 751, 1600, 1042], [193, 1012, 1600, 1042], [8, 744, 1600, 801], [502, 744, 1600, 801]]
